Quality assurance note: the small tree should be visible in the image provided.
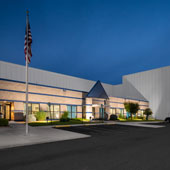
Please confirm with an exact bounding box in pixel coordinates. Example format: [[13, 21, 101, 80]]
[[60, 111, 70, 122], [143, 108, 152, 120], [124, 102, 140, 120]]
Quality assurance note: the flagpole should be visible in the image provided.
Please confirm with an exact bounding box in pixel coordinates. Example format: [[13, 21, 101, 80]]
[[25, 10, 29, 135]]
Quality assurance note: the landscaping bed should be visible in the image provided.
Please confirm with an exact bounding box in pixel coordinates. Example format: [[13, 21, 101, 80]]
[[29, 119, 103, 126], [117, 118, 161, 122]]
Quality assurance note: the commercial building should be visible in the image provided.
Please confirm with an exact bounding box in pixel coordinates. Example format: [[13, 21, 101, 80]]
[[0, 60, 155, 121]]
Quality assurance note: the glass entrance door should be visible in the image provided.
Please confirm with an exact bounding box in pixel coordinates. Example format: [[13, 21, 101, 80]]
[[5, 104, 11, 120], [0, 103, 11, 120], [99, 108, 104, 119], [92, 107, 95, 118], [0, 104, 3, 118]]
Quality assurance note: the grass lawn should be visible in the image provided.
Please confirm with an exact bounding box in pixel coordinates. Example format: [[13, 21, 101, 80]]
[[29, 119, 103, 126], [118, 118, 162, 122]]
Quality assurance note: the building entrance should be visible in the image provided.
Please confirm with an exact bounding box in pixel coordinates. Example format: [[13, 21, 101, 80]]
[[0, 102, 11, 120], [99, 108, 104, 119]]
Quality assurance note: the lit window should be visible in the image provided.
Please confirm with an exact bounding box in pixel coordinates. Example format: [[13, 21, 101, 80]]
[[48, 104, 60, 119], [67, 105, 77, 119], [24, 103, 40, 115]]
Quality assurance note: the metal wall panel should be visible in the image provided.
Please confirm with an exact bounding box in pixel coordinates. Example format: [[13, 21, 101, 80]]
[[0, 61, 96, 92], [0, 60, 147, 101], [123, 66, 170, 120], [102, 82, 146, 101]]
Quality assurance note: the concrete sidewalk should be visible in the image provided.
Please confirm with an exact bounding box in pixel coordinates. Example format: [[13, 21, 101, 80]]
[[0, 121, 165, 150], [0, 123, 90, 150], [113, 121, 165, 128]]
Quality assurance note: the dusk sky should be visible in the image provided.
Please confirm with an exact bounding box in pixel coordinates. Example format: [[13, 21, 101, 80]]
[[1, 0, 170, 85]]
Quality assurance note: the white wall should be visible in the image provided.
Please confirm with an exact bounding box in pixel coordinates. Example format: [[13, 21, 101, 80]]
[[123, 66, 170, 120], [103, 83, 146, 101], [0, 60, 147, 101], [0, 61, 95, 92]]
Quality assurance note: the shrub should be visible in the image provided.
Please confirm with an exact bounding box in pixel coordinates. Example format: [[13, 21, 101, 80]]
[[110, 114, 118, 120], [28, 114, 36, 122], [119, 113, 124, 119], [0, 118, 9, 126], [143, 108, 152, 120], [70, 118, 82, 121], [60, 111, 70, 122], [137, 116, 143, 119], [35, 111, 46, 121], [60, 118, 70, 122], [74, 118, 83, 121]]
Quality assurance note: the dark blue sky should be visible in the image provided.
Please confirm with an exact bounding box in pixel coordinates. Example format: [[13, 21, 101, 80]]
[[1, 0, 170, 85]]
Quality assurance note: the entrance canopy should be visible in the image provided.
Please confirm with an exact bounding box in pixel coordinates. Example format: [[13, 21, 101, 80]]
[[86, 80, 109, 99]]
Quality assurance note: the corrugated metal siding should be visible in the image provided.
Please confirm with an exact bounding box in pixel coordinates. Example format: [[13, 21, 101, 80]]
[[0, 61, 96, 92], [124, 66, 170, 120], [102, 82, 146, 101], [0, 60, 147, 101]]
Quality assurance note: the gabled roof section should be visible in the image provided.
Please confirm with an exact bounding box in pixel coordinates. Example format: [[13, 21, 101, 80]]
[[87, 80, 109, 99]]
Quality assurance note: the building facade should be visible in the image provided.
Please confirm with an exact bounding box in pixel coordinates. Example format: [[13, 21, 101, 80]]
[[123, 66, 170, 120], [0, 61, 149, 121]]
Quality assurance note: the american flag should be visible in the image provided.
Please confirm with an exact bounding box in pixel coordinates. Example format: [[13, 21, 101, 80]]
[[24, 21, 32, 63]]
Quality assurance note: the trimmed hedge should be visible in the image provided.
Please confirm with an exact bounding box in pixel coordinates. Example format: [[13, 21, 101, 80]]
[[0, 118, 9, 126], [110, 114, 118, 120]]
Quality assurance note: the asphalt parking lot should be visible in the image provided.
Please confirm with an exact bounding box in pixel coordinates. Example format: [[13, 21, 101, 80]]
[[0, 123, 170, 170]]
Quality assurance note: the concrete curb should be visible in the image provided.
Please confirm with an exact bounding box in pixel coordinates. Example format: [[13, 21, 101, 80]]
[[54, 122, 115, 128], [54, 121, 166, 128]]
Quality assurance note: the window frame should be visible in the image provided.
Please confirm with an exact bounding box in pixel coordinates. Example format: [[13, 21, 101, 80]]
[[48, 104, 60, 119], [67, 105, 77, 119], [25, 103, 40, 115]]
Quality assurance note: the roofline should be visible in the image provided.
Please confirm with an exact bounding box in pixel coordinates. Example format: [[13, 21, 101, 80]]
[[0, 60, 116, 87], [123, 65, 170, 78], [87, 80, 109, 99]]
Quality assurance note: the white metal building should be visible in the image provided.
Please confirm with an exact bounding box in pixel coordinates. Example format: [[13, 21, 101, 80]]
[[123, 66, 170, 120], [1, 60, 168, 120]]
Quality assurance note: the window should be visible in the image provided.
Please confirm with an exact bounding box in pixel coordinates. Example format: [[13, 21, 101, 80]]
[[120, 108, 124, 114], [0, 104, 2, 114], [67, 105, 77, 119], [0, 102, 11, 120], [138, 110, 144, 117], [99, 107, 104, 118], [82, 106, 86, 119], [48, 105, 60, 119], [24, 103, 40, 115], [117, 108, 124, 114], [110, 108, 116, 114], [32, 104, 39, 114], [92, 107, 95, 118]]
